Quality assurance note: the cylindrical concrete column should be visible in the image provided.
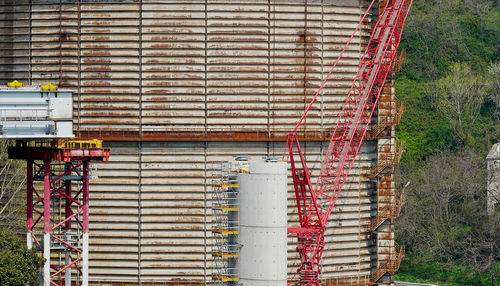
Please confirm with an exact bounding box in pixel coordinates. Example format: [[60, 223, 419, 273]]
[[237, 159, 287, 285]]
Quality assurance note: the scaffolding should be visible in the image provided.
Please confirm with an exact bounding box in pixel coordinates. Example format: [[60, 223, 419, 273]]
[[211, 161, 246, 284], [8, 143, 109, 286]]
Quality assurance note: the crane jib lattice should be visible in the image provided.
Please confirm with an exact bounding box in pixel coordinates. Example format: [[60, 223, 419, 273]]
[[285, 0, 413, 285]]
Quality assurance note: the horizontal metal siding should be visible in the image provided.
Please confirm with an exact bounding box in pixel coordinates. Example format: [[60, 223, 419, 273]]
[[0, 1, 374, 140], [89, 140, 375, 283], [90, 142, 140, 282], [140, 142, 207, 281], [0, 0, 380, 283], [0, 3, 30, 82]]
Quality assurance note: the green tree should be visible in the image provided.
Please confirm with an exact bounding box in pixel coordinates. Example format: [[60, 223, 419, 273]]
[[394, 1, 500, 284], [488, 62, 500, 120], [0, 141, 26, 232], [396, 78, 457, 162], [433, 63, 490, 145], [396, 149, 500, 285], [399, 0, 500, 81], [0, 227, 43, 285]]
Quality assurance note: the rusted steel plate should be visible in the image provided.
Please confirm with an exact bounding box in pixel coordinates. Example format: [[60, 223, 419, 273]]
[[83, 140, 376, 282], [0, 1, 375, 141], [0, 0, 384, 283]]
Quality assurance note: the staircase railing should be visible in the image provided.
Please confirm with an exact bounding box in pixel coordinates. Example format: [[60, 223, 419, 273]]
[[370, 243, 406, 284], [369, 140, 405, 179], [366, 99, 405, 140]]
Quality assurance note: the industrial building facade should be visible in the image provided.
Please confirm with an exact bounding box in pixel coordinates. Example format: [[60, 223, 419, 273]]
[[0, 0, 403, 284]]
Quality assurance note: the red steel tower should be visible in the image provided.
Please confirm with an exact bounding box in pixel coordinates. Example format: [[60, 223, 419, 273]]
[[8, 142, 109, 286]]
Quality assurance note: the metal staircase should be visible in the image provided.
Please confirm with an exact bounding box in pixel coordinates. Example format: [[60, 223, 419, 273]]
[[367, 187, 406, 233], [369, 140, 405, 179], [366, 99, 405, 140], [369, 244, 405, 284]]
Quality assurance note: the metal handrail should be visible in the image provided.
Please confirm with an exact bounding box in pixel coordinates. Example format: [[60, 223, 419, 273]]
[[0, 108, 51, 122]]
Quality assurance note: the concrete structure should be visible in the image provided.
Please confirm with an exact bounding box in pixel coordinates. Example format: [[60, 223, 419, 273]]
[[237, 159, 287, 285], [0, 0, 403, 284], [487, 143, 500, 215]]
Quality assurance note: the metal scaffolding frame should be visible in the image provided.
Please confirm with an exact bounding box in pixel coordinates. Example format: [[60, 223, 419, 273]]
[[211, 162, 244, 284], [8, 145, 109, 286]]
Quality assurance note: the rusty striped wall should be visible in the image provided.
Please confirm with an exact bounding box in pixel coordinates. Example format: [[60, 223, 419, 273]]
[[0, 0, 385, 284], [91, 140, 375, 283], [1, 0, 374, 141]]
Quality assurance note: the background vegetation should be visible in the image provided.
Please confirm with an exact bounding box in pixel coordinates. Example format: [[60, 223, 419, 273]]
[[0, 141, 26, 232], [0, 227, 43, 285], [0, 141, 37, 285], [395, 0, 500, 284]]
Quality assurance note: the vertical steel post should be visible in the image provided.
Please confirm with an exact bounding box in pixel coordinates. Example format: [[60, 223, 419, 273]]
[[82, 160, 89, 286], [12, 144, 108, 286], [26, 160, 33, 249], [64, 162, 72, 286], [43, 160, 51, 286]]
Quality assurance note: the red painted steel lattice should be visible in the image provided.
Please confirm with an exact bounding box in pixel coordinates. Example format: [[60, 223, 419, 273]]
[[285, 0, 413, 284], [8, 146, 109, 286]]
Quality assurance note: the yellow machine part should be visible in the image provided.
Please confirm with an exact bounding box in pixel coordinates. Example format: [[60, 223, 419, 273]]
[[41, 83, 58, 91], [212, 276, 239, 281], [56, 139, 103, 149], [7, 80, 24, 88]]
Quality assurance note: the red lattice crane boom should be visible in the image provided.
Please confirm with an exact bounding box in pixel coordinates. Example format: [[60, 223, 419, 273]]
[[285, 0, 413, 284]]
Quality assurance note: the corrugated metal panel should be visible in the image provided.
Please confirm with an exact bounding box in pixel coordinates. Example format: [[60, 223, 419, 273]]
[[0, 0, 374, 141], [90, 142, 140, 282], [140, 141, 207, 281], [88, 140, 376, 283], [0, 3, 30, 82], [0, 0, 384, 283]]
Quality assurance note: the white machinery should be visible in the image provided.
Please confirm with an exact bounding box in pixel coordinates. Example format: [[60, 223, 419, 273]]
[[0, 84, 73, 138]]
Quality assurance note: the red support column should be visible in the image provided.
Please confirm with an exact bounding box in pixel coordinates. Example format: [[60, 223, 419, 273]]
[[82, 160, 90, 286], [82, 161, 89, 232], [43, 161, 51, 232], [8, 145, 109, 286], [64, 163, 72, 231], [43, 160, 51, 286], [26, 160, 33, 249], [64, 162, 72, 286]]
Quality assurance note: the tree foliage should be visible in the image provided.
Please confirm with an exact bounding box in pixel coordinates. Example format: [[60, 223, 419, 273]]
[[397, 149, 500, 284], [399, 0, 500, 81], [396, 78, 457, 162], [434, 63, 490, 145], [489, 62, 500, 120], [0, 227, 43, 285], [0, 141, 26, 232], [395, 0, 500, 284]]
